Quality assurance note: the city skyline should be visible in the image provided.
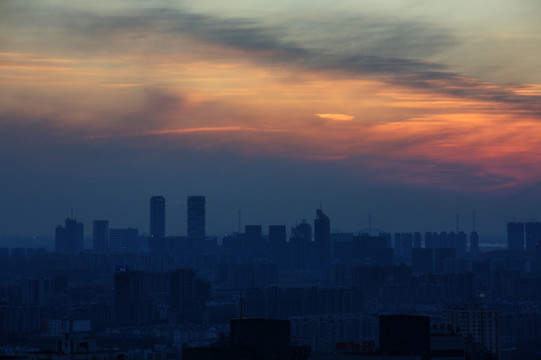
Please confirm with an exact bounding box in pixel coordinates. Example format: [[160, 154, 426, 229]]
[[2, 1, 541, 241]]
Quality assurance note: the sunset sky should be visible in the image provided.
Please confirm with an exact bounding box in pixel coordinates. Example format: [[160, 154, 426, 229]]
[[1, 0, 541, 243]]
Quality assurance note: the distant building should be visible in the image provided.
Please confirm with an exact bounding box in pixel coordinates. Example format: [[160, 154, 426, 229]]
[[187, 196, 205, 242], [93, 220, 109, 253], [149, 196, 165, 238], [55, 217, 84, 254], [290, 220, 312, 270], [445, 303, 500, 357], [314, 209, 331, 274], [113, 270, 155, 326]]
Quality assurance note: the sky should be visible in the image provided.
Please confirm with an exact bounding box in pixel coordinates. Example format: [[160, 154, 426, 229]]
[[1, 0, 541, 244]]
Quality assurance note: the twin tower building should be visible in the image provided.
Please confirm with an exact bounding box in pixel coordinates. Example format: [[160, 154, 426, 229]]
[[150, 195, 206, 241]]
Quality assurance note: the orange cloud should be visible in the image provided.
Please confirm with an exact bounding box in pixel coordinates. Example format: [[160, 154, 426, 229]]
[[315, 113, 354, 121]]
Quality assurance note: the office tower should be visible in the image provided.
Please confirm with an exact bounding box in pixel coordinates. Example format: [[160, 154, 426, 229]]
[[55, 217, 84, 254], [379, 314, 430, 357], [93, 220, 109, 253], [109, 228, 139, 253], [269, 225, 287, 267], [507, 221, 524, 251], [446, 303, 500, 357], [187, 195, 205, 241], [149, 196, 165, 238], [314, 209, 330, 273], [525, 221, 541, 252]]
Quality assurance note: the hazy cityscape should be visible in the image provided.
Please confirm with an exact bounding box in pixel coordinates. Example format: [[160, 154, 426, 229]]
[[0, 194, 540, 359], [3, 1, 541, 359]]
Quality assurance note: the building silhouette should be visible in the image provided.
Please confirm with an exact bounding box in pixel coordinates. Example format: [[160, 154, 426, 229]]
[[149, 196, 165, 238], [113, 269, 155, 327], [379, 314, 430, 357], [55, 217, 84, 254], [187, 195, 205, 242], [314, 208, 330, 274], [93, 220, 109, 253]]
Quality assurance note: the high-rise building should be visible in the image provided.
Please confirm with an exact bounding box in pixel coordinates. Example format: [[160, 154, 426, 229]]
[[314, 209, 330, 273], [290, 220, 312, 270], [93, 220, 109, 253], [55, 217, 84, 254], [507, 221, 524, 251], [187, 196, 205, 241], [446, 303, 500, 357], [149, 196, 165, 238]]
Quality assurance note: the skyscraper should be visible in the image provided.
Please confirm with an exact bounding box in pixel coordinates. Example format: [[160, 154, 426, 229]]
[[314, 209, 330, 273], [187, 196, 205, 241], [55, 217, 84, 254], [93, 220, 109, 253], [149, 196, 165, 238]]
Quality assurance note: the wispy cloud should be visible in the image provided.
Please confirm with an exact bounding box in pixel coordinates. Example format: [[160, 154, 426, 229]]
[[315, 114, 354, 121]]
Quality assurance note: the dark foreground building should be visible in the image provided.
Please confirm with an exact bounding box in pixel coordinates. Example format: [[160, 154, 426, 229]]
[[183, 318, 311, 360], [379, 314, 431, 359]]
